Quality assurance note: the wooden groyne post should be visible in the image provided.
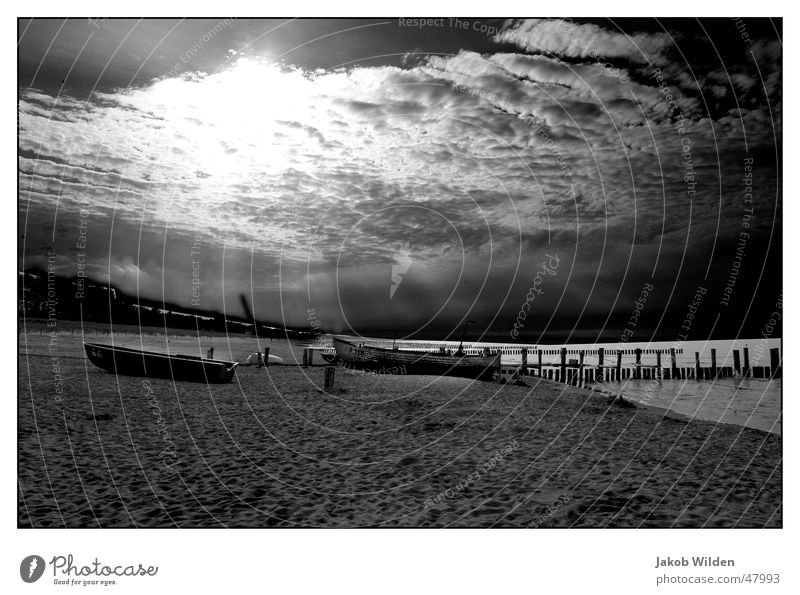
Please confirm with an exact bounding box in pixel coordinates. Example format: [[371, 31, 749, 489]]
[[538, 350, 543, 377], [743, 347, 751, 378], [521, 347, 528, 376], [733, 350, 741, 374], [711, 348, 717, 378], [207, 347, 214, 359], [656, 351, 662, 379], [634, 348, 642, 379], [615, 351, 622, 381], [560, 348, 566, 383], [597, 348, 604, 382], [263, 347, 270, 367], [695, 352, 701, 380], [770, 348, 781, 378]]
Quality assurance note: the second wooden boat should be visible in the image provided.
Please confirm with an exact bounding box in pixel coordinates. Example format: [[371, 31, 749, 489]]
[[332, 337, 500, 380]]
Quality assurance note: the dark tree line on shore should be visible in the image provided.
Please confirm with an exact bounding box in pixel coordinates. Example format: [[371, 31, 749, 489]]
[[17, 269, 314, 340]]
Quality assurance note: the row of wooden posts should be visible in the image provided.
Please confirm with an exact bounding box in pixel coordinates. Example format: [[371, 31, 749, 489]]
[[505, 364, 748, 386], [505, 346, 782, 385]]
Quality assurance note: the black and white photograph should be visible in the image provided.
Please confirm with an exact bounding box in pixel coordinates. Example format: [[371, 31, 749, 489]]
[[12, 8, 789, 593]]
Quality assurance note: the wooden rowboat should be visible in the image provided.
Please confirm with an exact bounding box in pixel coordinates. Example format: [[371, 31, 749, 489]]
[[332, 337, 500, 380], [84, 342, 238, 383]]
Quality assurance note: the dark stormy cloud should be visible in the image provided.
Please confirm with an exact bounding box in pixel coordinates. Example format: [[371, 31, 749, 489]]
[[18, 18, 781, 342]]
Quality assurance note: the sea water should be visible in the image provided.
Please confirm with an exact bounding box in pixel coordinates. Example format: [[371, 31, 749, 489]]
[[601, 377, 781, 435]]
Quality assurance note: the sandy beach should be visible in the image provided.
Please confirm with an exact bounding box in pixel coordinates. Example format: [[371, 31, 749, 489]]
[[18, 322, 782, 528]]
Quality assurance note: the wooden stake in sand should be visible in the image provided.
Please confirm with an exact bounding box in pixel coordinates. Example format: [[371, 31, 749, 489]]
[[324, 366, 335, 389], [207, 347, 214, 359], [656, 351, 662, 379], [616, 351, 622, 380], [264, 347, 270, 367]]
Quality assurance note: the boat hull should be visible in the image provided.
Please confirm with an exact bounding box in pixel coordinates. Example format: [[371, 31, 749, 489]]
[[332, 337, 500, 380], [84, 343, 238, 383]]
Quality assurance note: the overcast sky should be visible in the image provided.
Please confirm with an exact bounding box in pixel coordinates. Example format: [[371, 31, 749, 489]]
[[18, 18, 781, 342]]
